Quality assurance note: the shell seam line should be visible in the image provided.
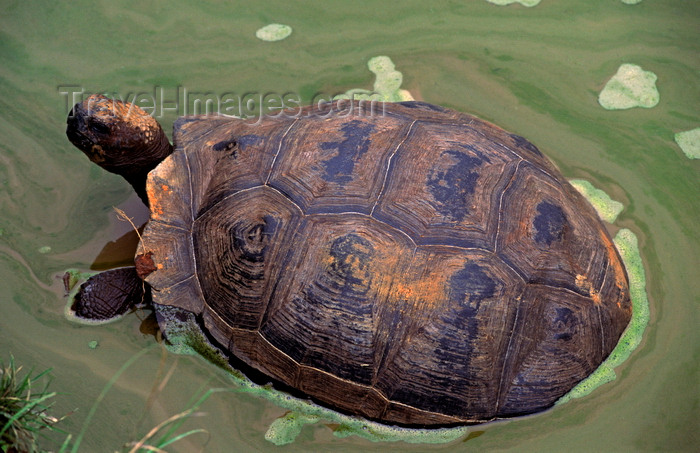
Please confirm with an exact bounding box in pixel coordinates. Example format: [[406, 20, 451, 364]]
[[264, 118, 300, 185], [154, 274, 195, 293], [495, 298, 521, 414], [182, 149, 205, 309], [369, 119, 418, 216], [597, 303, 605, 356], [493, 159, 523, 253], [597, 264, 610, 355]]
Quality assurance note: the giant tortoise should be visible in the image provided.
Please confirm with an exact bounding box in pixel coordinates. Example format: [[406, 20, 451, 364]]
[[65, 94, 631, 426]]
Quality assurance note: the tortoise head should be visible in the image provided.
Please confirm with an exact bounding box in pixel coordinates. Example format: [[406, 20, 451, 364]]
[[67, 94, 173, 204]]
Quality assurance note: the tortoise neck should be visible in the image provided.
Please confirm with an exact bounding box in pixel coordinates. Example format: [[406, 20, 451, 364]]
[[117, 132, 173, 206]]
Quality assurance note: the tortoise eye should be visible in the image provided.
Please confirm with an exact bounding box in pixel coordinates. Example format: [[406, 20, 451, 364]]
[[89, 120, 110, 135]]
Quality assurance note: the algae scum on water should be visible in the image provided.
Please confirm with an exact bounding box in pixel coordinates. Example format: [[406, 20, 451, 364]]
[[674, 128, 700, 159], [598, 64, 659, 110], [486, 0, 541, 6], [336, 56, 414, 103], [569, 179, 624, 223], [255, 23, 292, 42]]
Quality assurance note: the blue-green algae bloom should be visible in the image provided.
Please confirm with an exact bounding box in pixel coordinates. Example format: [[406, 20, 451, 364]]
[[598, 64, 659, 110], [570, 179, 624, 223], [486, 0, 541, 6], [255, 23, 292, 42], [674, 128, 700, 159], [336, 56, 414, 103]]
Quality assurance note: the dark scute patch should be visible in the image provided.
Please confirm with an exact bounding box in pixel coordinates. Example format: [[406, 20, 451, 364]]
[[441, 263, 497, 372], [319, 120, 375, 184], [449, 262, 497, 309], [533, 201, 567, 245], [453, 141, 492, 164], [212, 138, 237, 152], [212, 138, 238, 158], [426, 149, 484, 222], [265, 293, 312, 364], [391, 263, 497, 415], [550, 306, 578, 341], [236, 134, 263, 149], [201, 214, 280, 329], [328, 234, 374, 297], [397, 101, 448, 112], [212, 135, 262, 158], [267, 233, 376, 384], [510, 133, 543, 157]]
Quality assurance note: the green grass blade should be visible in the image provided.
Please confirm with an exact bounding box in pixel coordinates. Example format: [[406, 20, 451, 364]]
[[1, 355, 64, 453], [0, 392, 57, 438], [58, 433, 73, 453], [156, 428, 208, 449]]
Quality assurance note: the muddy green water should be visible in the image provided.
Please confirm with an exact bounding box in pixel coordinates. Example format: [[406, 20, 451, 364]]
[[1, 1, 698, 451]]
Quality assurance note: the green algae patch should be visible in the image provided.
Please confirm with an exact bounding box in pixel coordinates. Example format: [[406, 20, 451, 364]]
[[156, 304, 232, 373], [62, 268, 93, 293], [674, 128, 700, 159], [156, 304, 468, 445], [570, 179, 624, 223], [598, 64, 659, 110], [255, 24, 292, 42], [265, 412, 320, 446], [336, 56, 414, 103], [487, 0, 541, 6], [330, 422, 468, 445], [557, 228, 649, 404], [87, 340, 99, 349]]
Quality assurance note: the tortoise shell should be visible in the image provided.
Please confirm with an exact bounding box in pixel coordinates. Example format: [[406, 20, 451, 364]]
[[141, 101, 631, 425]]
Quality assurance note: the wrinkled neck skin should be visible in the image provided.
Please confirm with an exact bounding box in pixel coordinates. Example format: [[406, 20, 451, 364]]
[[110, 132, 173, 205]]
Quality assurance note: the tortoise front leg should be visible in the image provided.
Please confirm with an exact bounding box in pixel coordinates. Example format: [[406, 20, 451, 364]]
[[66, 267, 151, 322]]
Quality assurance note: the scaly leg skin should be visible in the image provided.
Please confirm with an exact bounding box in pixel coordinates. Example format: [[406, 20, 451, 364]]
[[64, 267, 151, 324]]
